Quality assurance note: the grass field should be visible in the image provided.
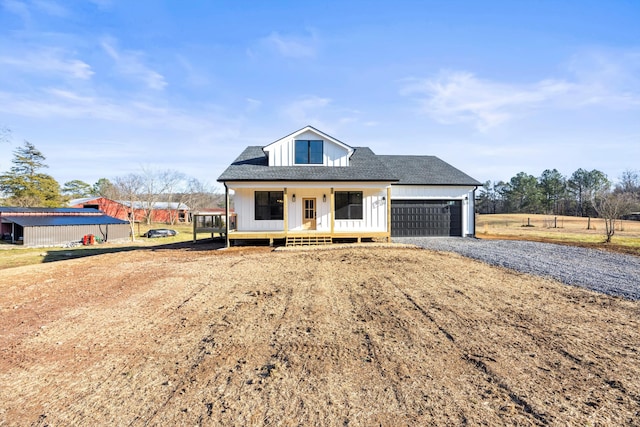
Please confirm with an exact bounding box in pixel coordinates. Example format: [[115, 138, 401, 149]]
[[1, 215, 638, 271], [0, 222, 217, 270], [477, 213, 640, 255]]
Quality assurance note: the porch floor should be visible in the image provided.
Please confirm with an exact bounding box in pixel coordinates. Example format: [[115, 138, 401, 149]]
[[227, 230, 390, 246]]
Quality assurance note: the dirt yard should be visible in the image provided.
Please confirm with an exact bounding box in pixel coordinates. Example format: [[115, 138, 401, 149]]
[[1, 245, 639, 426]]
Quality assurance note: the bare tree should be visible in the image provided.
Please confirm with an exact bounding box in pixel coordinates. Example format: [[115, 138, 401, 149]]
[[113, 173, 144, 241], [139, 167, 166, 224], [616, 169, 640, 196], [0, 127, 10, 144], [592, 191, 638, 243], [159, 170, 187, 225], [182, 178, 224, 213]]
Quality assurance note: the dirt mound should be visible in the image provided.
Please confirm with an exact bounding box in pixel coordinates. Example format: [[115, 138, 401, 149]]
[[1, 246, 639, 425]]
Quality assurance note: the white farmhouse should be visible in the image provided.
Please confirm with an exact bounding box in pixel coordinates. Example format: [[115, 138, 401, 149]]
[[218, 126, 480, 246]]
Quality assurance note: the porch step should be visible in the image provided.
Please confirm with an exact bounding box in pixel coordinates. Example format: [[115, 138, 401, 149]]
[[286, 235, 332, 247]]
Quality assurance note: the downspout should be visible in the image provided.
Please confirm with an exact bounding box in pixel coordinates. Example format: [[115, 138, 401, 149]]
[[224, 183, 230, 248], [472, 186, 478, 237]]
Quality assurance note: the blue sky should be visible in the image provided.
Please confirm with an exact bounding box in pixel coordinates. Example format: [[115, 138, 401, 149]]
[[1, 0, 639, 191]]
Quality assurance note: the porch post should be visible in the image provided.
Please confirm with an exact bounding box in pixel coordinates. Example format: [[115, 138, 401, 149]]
[[330, 188, 335, 235], [283, 187, 288, 237], [224, 183, 230, 248], [387, 186, 392, 242]]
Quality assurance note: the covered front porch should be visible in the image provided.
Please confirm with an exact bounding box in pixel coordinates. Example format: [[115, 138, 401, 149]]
[[223, 182, 392, 247]]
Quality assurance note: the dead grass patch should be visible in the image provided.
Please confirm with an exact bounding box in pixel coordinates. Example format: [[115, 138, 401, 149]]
[[477, 214, 640, 256]]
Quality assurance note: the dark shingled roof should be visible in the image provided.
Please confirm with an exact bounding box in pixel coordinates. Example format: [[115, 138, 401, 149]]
[[2, 215, 128, 227], [377, 155, 481, 186], [218, 146, 399, 182]]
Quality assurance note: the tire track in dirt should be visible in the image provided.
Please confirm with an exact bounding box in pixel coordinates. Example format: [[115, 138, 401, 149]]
[[345, 279, 409, 415], [406, 269, 562, 424], [138, 258, 285, 425], [388, 251, 640, 424], [143, 254, 305, 426], [426, 267, 640, 418], [385, 272, 551, 425], [343, 272, 473, 424]]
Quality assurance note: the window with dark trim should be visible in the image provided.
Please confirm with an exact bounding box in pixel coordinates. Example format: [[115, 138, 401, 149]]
[[335, 191, 363, 220], [255, 191, 284, 220], [295, 140, 323, 164]]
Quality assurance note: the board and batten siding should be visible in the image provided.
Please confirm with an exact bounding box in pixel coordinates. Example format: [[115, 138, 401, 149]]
[[231, 183, 389, 233], [264, 130, 350, 167], [233, 187, 284, 231], [332, 189, 387, 233], [390, 185, 476, 237]]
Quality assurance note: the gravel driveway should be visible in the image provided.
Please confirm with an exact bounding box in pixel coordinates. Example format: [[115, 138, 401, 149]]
[[394, 237, 640, 301]]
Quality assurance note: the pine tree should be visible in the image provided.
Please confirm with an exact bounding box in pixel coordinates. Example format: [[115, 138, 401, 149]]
[[0, 141, 63, 207]]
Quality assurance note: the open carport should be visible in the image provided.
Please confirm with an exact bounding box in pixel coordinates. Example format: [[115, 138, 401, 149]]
[[0, 207, 130, 246]]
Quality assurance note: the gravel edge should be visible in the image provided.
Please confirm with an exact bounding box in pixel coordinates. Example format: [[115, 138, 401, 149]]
[[394, 237, 640, 301]]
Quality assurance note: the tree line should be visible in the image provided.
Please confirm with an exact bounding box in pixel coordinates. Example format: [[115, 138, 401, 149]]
[[0, 139, 224, 224], [477, 168, 640, 216], [2, 136, 639, 241], [477, 168, 640, 242]]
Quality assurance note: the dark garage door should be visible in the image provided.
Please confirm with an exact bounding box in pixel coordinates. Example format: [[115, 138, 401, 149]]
[[391, 200, 462, 237]]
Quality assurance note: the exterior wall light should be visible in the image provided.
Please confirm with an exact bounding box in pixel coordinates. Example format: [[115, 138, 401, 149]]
[[323, 194, 327, 202], [292, 194, 296, 202]]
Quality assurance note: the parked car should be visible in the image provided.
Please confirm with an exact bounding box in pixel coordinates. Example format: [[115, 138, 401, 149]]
[[144, 229, 178, 238]]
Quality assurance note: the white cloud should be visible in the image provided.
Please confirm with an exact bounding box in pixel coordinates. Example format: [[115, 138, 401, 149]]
[[2, 0, 31, 24], [0, 86, 242, 145], [281, 96, 332, 126], [564, 49, 640, 108], [88, 0, 111, 9], [400, 71, 574, 131], [0, 49, 94, 79], [176, 55, 210, 87], [245, 98, 262, 112], [401, 49, 640, 132], [2, 0, 68, 23], [32, 0, 67, 17], [279, 96, 374, 133], [260, 31, 318, 59], [101, 37, 167, 90]]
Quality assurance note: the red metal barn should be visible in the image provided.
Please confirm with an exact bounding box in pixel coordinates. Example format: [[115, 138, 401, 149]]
[[69, 198, 190, 224]]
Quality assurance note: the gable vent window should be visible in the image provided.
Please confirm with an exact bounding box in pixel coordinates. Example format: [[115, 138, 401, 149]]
[[295, 140, 323, 164]]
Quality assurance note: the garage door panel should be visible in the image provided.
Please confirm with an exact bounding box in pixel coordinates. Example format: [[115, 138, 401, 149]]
[[391, 200, 462, 237]]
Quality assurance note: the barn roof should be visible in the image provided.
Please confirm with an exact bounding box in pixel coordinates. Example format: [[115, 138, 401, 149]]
[[117, 201, 190, 210], [68, 197, 102, 206], [2, 215, 128, 227]]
